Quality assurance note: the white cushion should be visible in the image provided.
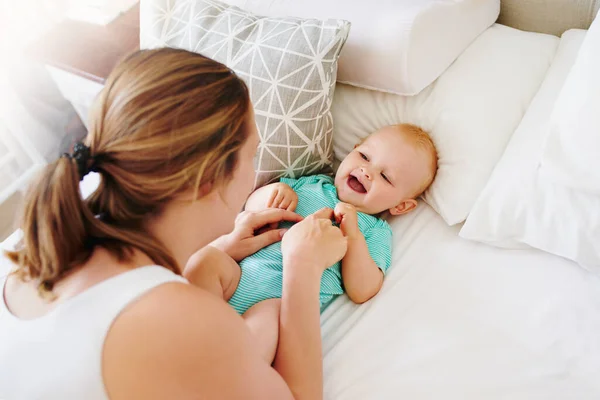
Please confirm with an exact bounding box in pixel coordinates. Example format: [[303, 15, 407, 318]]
[[460, 30, 600, 273], [331, 24, 559, 225], [540, 14, 600, 195], [220, 0, 500, 95]]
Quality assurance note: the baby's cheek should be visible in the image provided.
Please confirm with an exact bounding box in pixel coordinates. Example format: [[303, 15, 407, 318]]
[[373, 189, 396, 209]]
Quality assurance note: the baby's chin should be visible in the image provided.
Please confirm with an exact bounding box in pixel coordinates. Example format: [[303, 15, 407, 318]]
[[335, 180, 389, 215], [336, 190, 374, 214], [334, 183, 352, 203]]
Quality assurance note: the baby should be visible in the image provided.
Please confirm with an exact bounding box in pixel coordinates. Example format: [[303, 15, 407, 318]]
[[187, 123, 437, 362]]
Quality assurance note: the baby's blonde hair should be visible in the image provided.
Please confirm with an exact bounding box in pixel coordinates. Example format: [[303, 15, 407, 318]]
[[394, 123, 438, 197]]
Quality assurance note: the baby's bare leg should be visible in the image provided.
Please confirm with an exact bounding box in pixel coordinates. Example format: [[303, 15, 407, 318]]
[[186, 249, 279, 363], [243, 298, 281, 365], [183, 246, 241, 300]]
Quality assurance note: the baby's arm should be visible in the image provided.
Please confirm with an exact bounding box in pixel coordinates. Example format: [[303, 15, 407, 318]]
[[334, 203, 384, 304], [245, 182, 298, 212]]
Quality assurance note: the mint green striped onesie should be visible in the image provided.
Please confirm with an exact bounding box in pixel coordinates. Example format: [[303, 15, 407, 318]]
[[229, 174, 393, 315]]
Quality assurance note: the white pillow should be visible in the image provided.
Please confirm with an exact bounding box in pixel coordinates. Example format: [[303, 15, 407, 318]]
[[331, 24, 559, 225], [460, 30, 600, 273], [540, 15, 600, 195], [220, 0, 499, 95]]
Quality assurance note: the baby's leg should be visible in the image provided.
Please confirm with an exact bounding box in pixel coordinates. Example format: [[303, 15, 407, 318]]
[[243, 298, 281, 365], [183, 246, 241, 300], [186, 248, 280, 363]]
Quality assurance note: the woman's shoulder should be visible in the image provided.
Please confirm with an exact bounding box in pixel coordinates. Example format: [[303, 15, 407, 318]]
[[103, 282, 258, 397], [105, 281, 241, 353]]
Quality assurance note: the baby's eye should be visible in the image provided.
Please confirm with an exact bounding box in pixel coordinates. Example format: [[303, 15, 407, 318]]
[[381, 172, 391, 184], [359, 152, 369, 161]]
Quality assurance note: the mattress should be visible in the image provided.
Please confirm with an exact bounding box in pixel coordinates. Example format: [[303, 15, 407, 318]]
[[321, 202, 600, 399]]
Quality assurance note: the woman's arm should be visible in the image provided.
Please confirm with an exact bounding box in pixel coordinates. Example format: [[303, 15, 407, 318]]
[[275, 208, 348, 399], [103, 209, 346, 400], [274, 262, 324, 399], [103, 283, 296, 400]]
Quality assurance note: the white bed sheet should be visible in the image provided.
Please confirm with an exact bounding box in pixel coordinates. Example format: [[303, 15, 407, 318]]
[[321, 202, 600, 399]]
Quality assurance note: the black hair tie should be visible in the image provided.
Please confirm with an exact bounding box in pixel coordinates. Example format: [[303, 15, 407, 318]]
[[62, 142, 96, 181]]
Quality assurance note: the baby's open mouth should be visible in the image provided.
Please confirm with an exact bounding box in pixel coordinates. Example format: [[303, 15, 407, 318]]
[[347, 175, 366, 193]]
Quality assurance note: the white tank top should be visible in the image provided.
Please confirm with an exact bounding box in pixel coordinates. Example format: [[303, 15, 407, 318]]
[[0, 266, 188, 400]]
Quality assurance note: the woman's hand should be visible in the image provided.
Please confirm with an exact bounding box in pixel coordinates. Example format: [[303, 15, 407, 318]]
[[281, 208, 348, 274], [211, 208, 303, 262], [274, 208, 348, 399]]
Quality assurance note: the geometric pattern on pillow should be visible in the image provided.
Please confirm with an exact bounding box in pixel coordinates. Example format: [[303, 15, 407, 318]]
[[141, 0, 350, 187]]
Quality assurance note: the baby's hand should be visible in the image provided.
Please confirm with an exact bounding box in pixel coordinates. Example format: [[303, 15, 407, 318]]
[[268, 183, 298, 211], [334, 202, 361, 239]]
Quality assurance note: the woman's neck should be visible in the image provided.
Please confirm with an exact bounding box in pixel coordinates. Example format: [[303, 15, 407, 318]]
[[147, 191, 233, 272], [4, 247, 150, 319]]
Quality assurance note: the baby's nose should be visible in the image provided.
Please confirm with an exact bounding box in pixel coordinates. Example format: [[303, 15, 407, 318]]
[[361, 167, 372, 180]]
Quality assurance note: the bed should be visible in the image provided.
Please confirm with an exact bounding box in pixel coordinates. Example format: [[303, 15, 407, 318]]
[[318, 15, 600, 398], [322, 202, 600, 399], [2, 0, 600, 399], [318, 6, 600, 396]]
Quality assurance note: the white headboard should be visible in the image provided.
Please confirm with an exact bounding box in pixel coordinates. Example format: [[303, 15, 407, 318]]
[[499, 0, 599, 36]]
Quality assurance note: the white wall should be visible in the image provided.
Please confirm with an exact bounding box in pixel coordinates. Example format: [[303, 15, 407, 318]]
[[0, 0, 75, 239]]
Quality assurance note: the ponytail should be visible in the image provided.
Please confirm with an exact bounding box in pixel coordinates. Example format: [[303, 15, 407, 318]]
[[5, 48, 251, 297], [6, 154, 179, 297], [6, 156, 93, 295]]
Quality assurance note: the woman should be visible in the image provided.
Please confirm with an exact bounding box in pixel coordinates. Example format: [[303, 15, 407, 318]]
[[0, 48, 347, 399]]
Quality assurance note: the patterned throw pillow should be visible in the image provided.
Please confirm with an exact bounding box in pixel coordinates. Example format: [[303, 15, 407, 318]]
[[140, 0, 350, 187]]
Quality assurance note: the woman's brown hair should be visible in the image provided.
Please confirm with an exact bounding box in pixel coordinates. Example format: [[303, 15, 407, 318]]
[[6, 48, 251, 295]]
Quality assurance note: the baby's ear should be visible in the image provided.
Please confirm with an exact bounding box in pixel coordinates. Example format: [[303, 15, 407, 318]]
[[389, 199, 418, 216]]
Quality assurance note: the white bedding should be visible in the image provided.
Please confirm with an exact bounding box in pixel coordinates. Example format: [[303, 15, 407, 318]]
[[4, 210, 599, 400], [331, 24, 559, 226], [2, 17, 600, 400], [460, 29, 600, 272], [321, 202, 600, 399]]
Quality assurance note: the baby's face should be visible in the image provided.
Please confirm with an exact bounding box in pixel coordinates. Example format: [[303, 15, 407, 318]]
[[335, 126, 432, 215]]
